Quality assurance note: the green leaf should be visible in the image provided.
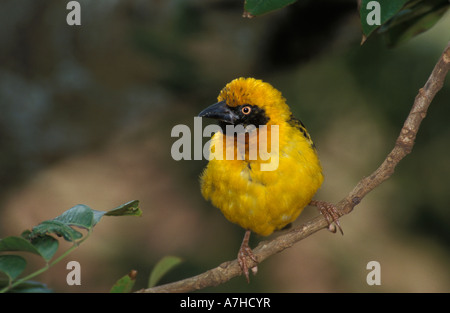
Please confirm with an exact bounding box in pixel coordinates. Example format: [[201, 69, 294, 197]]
[[360, 0, 449, 44], [0, 200, 142, 292], [110, 270, 137, 293], [30, 236, 59, 262], [30, 220, 83, 242], [6, 280, 53, 293], [148, 256, 183, 288], [54, 204, 95, 229], [104, 200, 142, 217], [92, 210, 106, 226], [0, 236, 41, 255], [0, 255, 26, 281], [244, 0, 298, 17], [0, 235, 58, 262], [360, 0, 409, 37], [379, 0, 449, 47], [27, 204, 95, 242], [92, 200, 141, 226], [27, 201, 140, 242]]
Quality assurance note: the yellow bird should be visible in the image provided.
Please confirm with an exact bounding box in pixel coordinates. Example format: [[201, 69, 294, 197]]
[[198, 77, 341, 282]]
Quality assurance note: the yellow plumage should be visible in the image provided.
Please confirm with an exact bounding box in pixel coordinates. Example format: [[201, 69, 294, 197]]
[[199, 77, 324, 236]]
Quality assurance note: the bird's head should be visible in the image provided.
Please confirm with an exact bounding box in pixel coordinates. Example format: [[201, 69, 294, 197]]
[[199, 78, 292, 128]]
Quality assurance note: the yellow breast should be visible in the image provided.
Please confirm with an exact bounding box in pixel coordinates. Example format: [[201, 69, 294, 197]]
[[200, 122, 323, 236]]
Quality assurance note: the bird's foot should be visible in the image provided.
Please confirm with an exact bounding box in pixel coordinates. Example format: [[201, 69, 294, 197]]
[[238, 230, 258, 283], [310, 200, 344, 235]]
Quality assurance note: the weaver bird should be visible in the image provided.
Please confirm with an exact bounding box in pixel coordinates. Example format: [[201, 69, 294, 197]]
[[198, 77, 341, 282]]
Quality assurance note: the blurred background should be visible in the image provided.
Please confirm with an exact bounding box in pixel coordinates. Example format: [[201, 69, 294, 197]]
[[0, 0, 449, 292]]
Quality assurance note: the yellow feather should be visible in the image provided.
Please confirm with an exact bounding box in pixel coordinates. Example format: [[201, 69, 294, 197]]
[[200, 77, 323, 236]]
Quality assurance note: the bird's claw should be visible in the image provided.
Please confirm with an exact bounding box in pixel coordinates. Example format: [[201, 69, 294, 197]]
[[238, 231, 258, 283], [310, 200, 344, 235]]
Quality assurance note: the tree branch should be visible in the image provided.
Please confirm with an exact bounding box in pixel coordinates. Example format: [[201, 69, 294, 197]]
[[138, 42, 450, 293]]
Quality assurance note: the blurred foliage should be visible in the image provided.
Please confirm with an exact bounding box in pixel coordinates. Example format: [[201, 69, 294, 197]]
[[0, 200, 141, 292], [367, 0, 450, 46], [244, 0, 299, 16], [0, 0, 449, 292], [148, 255, 183, 288], [360, 0, 410, 37], [244, 0, 449, 47], [110, 270, 137, 293]]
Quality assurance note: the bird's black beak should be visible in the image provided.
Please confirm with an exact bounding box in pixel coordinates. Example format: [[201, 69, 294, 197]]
[[198, 100, 238, 124]]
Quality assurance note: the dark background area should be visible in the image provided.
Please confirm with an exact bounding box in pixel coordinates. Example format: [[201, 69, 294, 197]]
[[0, 0, 449, 292]]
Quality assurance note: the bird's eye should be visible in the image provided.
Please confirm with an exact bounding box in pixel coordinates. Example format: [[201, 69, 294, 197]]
[[241, 106, 252, 115]]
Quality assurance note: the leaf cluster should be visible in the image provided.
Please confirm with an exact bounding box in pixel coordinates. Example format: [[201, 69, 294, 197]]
[[0, 200, 141, 293], [243, 0, 449, 46]]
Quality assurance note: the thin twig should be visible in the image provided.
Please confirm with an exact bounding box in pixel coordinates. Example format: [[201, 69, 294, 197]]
[[138, 42, 450, 293]]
